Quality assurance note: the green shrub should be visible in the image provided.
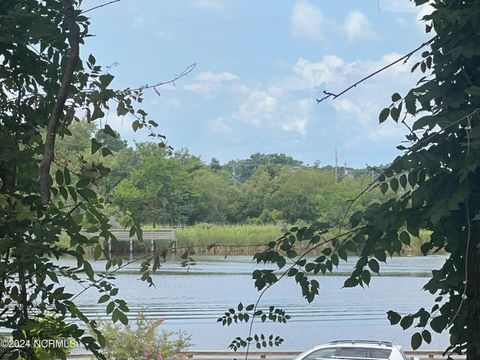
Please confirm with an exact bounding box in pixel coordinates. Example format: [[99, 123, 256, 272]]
[[98, 311, 190, 360]]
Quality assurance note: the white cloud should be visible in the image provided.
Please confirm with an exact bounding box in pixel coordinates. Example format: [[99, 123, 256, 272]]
[[332, 99, 404, 145], [281, 99, 313, 135], [343, 10, 377, 41], [132, 14, 147, 28], [196, 71, 238, 83], [378, 0, 417, 13], [184, 71, 239, 97], [232, 90, 277, 127], [210, 117, 231, 134], [291, 2, 377, 43], [290, 0, 328, 42], [293, 56, 347, 89]]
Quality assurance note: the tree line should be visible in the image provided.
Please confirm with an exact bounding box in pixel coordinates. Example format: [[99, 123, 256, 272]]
[[60, 122, 386, 228]]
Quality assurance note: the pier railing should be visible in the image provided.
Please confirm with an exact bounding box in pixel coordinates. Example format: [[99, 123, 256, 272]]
[[67, 350, 465, 359], [107, 229, 177, 259]]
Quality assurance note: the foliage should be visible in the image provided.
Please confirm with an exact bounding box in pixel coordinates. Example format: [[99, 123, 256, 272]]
[[0, 1, 169, 358], [176, 223, 285, 250], [113, 145, 196, 226], [98, 311, 191, 360], [223, 0, 480, 358]]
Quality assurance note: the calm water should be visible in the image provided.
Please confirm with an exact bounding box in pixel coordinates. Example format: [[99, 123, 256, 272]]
[[59, 255, 449, 351]]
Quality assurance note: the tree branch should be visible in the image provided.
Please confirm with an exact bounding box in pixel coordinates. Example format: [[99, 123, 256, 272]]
[[316, 37, 436, 103], [39, 0, 80, 205], [81, 0, 122, 13]]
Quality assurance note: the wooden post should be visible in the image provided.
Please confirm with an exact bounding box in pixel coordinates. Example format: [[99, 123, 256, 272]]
[[129, 237, 133, 260], [172, 229, 177, 254], [107, 238, 111, 258], [150, 230, 154, 253]]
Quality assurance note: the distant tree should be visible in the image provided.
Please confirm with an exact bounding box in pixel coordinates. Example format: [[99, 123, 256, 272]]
[[113, 152, 196, 226], [95, 127, 128, 153], [209, 157, 222, 172], [189, 169, 230, 223], [224, 153, 303, 183]]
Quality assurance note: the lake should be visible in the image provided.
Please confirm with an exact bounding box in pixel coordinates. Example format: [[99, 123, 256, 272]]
[[59, 255, 450, 351]]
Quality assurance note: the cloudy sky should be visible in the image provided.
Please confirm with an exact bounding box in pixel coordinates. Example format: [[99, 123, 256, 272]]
[[84, 0, 432, 167]]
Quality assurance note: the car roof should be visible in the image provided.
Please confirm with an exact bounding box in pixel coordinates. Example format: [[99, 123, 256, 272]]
[[314, 340, 395, 349]]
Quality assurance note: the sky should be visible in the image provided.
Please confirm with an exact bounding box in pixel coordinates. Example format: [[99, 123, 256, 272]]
[[83, 0, 432, 167]]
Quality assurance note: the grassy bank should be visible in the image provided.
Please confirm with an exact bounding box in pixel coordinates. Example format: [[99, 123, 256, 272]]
[[58, 224, 434, 256], [176, 223, 284, 254]]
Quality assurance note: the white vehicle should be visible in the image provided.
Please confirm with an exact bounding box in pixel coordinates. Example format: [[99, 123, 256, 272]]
[[292, 340, 418, 360]]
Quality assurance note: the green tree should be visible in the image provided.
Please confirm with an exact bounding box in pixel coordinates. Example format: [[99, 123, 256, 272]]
[[209, 157, 222, 172], [223, 1, 480, 358], [189, 168, 231, 223], [224, 153, 303, 183], [0, 1, 172, 358], [113, 147, 196, 226], [268, 167, 328, 223]]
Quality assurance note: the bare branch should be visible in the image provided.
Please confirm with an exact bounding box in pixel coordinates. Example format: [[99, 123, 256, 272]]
[[81, 0, 121, 14], [316, 37, 436, 103], [123, 63, 196, 94]]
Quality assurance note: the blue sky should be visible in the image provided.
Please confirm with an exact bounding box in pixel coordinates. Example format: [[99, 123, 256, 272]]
[[84, 0, 432, 167]]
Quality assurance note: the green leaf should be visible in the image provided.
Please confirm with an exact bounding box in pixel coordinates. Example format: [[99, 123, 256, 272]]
[[387, 311, 401, 325], [98, 294, 110, 304], [379, 108, 390, 123], [103, 124, 117, 137], [94, 244, 102, 260], [106, 301, 115, 314], [390, 107, 400, 122], [91, 138, 102, 154], [411, 332, 422, 350], [132, 120, 140, 132], [116, 102, 129, 116], [374, 250, 386, 262], [55, 169, 64, 185], [422, 329, 432, 344], [78, 188, 97, 200], [390, 178, 399, 192], [380, 182, 388, 195], [64, 168, 71, 185], [99, 74, 114, 88], [368, 259, 380, 273], [400, 315, 414, 330], [343, 277, 358, 288], [114, 309, 129, 325], [361, 270, 371, 285], [399, 231, 410, 245], [430, 315, 447, 333], [88, 54, 96, 65], [83, 261, 94, 279], [391, 93, 402, 102]]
